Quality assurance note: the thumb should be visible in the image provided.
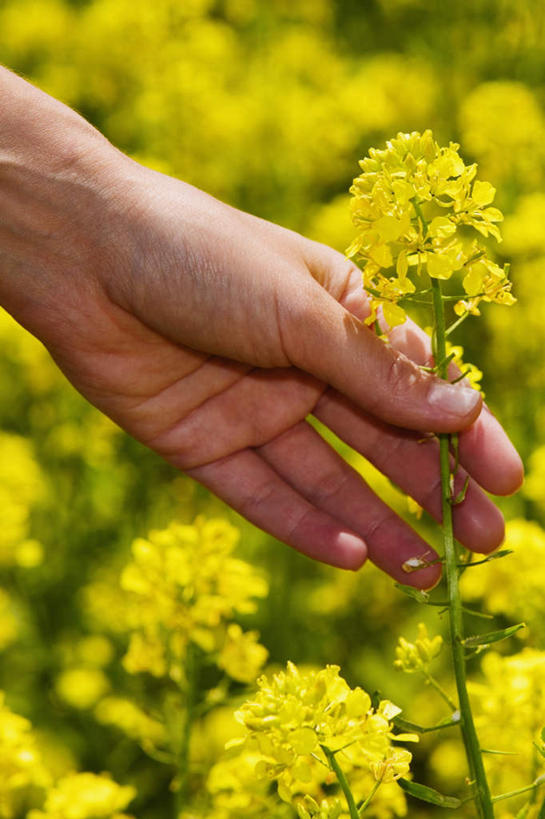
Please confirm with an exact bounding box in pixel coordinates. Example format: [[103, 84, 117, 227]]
[[284, 278, 481, 433]]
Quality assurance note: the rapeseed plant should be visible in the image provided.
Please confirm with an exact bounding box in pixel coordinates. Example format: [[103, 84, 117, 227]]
[[347, 130, 520, 817]]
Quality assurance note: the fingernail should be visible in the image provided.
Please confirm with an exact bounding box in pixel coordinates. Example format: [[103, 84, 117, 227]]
[[335, 532, 367, 570], [427, 382, 481, 416]]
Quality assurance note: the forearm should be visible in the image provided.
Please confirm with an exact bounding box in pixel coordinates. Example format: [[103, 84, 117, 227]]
[[0, 67, 125, 340]]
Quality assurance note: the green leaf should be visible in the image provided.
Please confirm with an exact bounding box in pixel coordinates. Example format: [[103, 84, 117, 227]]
[[461, 605, 494, 620], [463, 622, 525, 648], [541, 726, 545, 744], [398, 779, 461, 808], [370, 690, 382, 710], [450, 475, 470, 506], [394, 715, 459, 734], [533, 741, 545, 760], [515, 802, 530, 819], [394, 583, 430, 603], [458, 549, 514, 568], [481, 748, 519, 755], [538, 796, 545, 819]]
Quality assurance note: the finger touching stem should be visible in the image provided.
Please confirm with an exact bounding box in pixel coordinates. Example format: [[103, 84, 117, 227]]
[[284, 282, 482, 434]]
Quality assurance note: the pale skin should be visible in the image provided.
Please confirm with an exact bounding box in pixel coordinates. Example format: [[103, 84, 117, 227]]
[[0, 67, 523, 587]]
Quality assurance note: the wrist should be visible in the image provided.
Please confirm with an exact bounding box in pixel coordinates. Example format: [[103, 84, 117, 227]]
[[0, 68, 130, 342]]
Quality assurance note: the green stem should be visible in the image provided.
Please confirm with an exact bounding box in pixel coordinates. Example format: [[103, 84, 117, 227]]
[[422, 669, 458, 712], [175, 645, 198, 816], [445, 310, 470, 337], [492, 775, 545, 803], [430, 277, 494, 819], [321, 745, 360, 819], [358, 776, 383, 814]]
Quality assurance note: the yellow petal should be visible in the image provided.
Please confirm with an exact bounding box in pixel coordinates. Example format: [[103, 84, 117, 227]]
[[428, 216, 456, 239], [290, 727, 318, 755], [375, 214, 403, 242], [472, 180, 496, 206], [427, 251, 458, 279], [382, 302, 407, 328], [369, 243, 393, 269], [463, 264, 485, 297]]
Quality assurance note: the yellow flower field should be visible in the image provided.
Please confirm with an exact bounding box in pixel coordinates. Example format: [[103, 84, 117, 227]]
[[2, 1, 545, 816]]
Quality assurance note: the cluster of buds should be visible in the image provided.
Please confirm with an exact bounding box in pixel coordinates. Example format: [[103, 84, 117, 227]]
[[394, 623, 444, 674]]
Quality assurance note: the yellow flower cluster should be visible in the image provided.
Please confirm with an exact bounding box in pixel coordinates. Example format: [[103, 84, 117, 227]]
[[203, 751, 294, 818], [346, 130, 514, 327], [459, 81, 545, 189], [394, 623, 443, 674], [461, 519, 545, 624], [469, 650, 545, 817], [28, 772, 136, 819], [0, 433, 45, 568], [233, 662, 414, 807], [120, 517, 268, 681], [0, 692, 50, 818]]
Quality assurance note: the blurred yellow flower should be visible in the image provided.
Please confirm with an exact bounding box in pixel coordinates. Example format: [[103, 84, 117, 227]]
[[29, 772, 136, 819], [461, 518, 545, 623], [94, 697, 166, 749], [394, 623, 443, 674], [459, 81, 545, 188], [0, 692, 50, 817], [55, 668, 110, 711], [120, 517, 268, 680], [217, 624, 268, 684], [0, 433, 46, 567]]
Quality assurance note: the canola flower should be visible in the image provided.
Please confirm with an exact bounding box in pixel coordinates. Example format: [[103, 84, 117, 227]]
[[120, 516, 268, 682], [233, 662, 414, 817], [346, 130, 514, 328]]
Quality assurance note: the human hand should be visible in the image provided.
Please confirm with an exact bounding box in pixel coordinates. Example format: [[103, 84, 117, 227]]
[[0, 71, 523, 587]]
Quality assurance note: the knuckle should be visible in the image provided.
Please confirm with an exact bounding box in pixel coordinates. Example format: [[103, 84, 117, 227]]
[[145, 420, 205, 470], [309, 468, 351, 507], [240, 478, 278, 520]]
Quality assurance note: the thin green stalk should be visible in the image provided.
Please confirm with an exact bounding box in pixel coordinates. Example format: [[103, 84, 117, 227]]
[[321, 745, 360, 819], [491, 775, 545, 804], [431, 277, 494, 819], [175, 645, 198, 816], [358, 776, 383, 814], [422, 669, 458, 712]]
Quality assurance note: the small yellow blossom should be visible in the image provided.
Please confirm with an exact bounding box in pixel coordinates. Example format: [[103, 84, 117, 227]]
[[55, 668, 110, 710], [0, 433, 46, 567]]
